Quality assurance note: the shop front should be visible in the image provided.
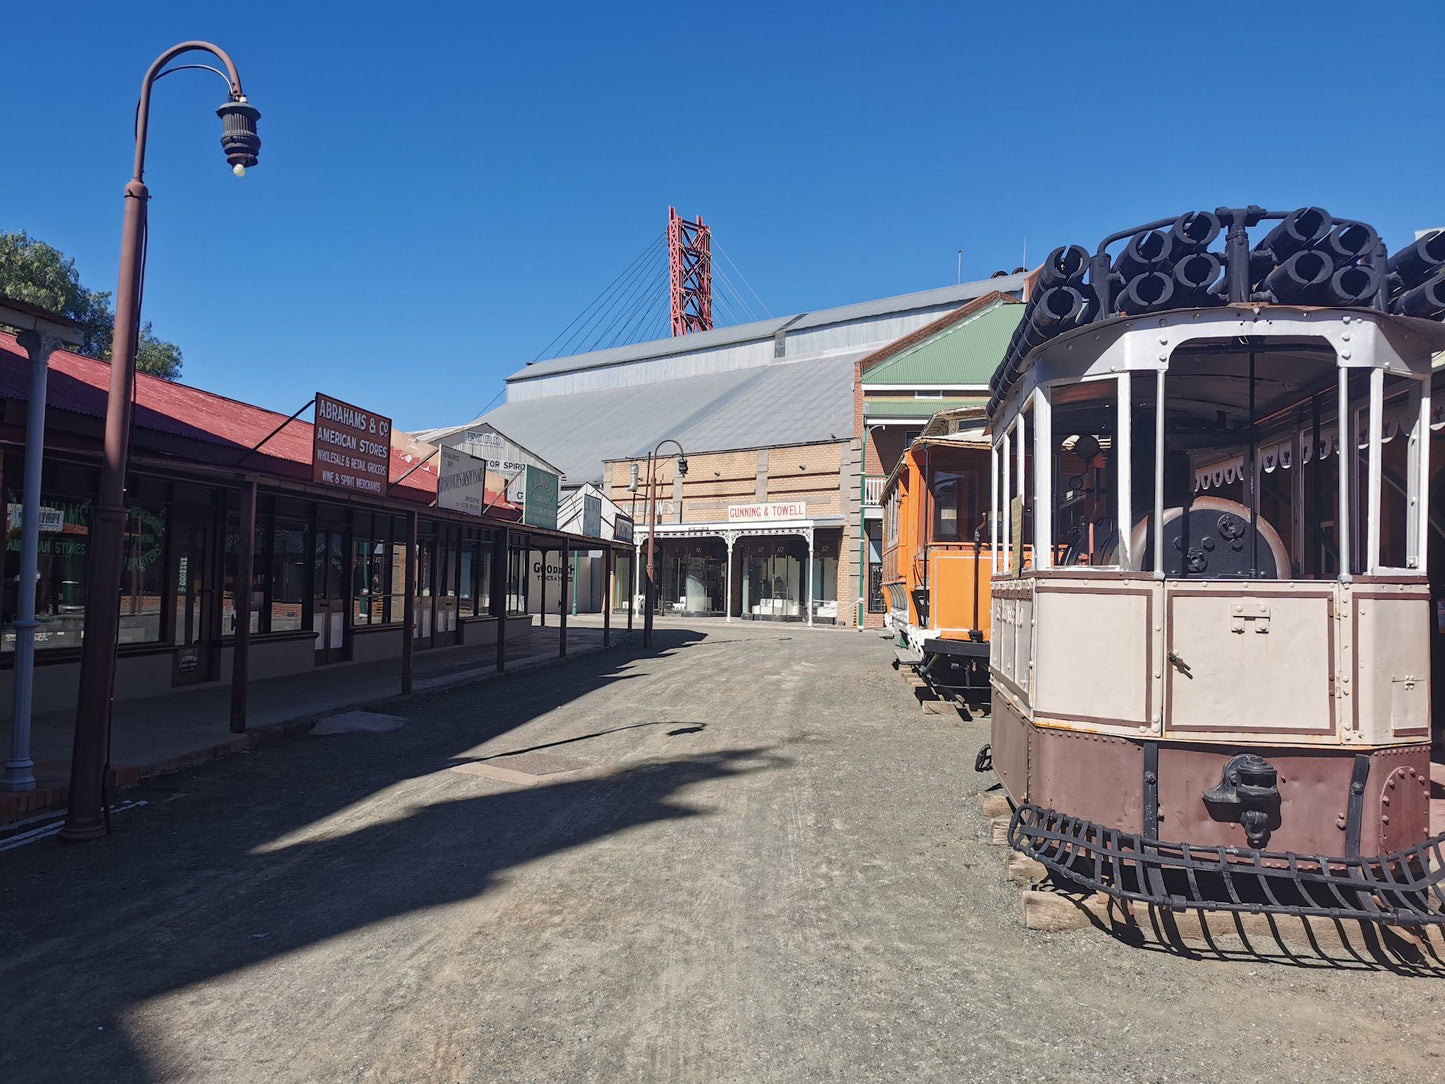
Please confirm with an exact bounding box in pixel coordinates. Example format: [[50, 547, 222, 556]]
[[631, 519, 846, 624], [0, 333, 624, 726]]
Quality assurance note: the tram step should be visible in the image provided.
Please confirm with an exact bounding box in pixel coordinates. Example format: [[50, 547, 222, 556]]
[[892, 647, 923, 669]]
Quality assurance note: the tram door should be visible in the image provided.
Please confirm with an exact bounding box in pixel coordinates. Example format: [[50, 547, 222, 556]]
[[172, 514, 215, 685], [313, 525, 348, 664]]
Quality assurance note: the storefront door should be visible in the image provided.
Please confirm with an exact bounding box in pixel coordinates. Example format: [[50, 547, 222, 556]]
[[172, 514, 215, 684], [313, 525, 348, 664], [415, 539, 436, 648]]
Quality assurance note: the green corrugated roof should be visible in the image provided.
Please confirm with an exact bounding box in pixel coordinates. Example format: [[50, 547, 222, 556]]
[[864, 396, 986, 419], [860, 302, 1022, 386]]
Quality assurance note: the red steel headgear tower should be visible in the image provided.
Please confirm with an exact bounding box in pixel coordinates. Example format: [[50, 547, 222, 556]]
[[668, 206, 713, 336]]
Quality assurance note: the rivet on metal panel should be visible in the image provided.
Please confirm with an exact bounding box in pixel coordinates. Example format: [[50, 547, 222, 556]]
[[1382, 815, 1390, 824], [1341, 332, 1351, 342], [1341, 351, 1351, 359]]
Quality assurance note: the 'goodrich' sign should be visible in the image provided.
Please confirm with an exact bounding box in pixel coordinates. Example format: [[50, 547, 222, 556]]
[[313, 393, 391, 496]]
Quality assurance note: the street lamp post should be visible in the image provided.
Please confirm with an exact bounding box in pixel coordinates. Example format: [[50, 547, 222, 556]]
[[642, 440, 686, 648], [60, 42, 260, 843]]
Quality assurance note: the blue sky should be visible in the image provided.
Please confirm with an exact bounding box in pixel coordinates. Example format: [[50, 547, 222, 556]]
[[3, 2, 1441, 431]]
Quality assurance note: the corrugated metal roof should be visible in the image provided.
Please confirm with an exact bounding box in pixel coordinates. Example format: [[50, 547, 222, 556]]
[[863, 397, 987, 419], [474, 352, 861, 485], [861, 303, 1022, 386], [510, 273, 1026, 383], [0, 332, 517, 510]]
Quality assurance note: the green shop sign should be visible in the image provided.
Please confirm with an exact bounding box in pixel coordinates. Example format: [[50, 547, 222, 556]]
[[519, 465, 559, 530]]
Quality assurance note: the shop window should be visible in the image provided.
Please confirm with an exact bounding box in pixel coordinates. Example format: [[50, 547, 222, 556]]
[[389, 534, 408, 623], [270, 521, 308, 631], [119, 504, 167, 645], [223, 513, 264, 635], [476, 546, 492, 615], [353, 537, 386, 625], [2, 496, 92, 652]]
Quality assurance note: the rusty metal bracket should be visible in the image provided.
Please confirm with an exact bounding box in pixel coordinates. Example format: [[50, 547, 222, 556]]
[[1009, 802, 1445, 925]]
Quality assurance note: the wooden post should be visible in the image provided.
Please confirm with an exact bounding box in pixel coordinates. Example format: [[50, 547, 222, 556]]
[[401, 509, 417, 694], [494, 527, 508, 673], [228, 479, 257, 733]]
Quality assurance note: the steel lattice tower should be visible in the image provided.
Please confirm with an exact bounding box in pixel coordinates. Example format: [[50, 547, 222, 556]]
[[668, 206, 713, 336]]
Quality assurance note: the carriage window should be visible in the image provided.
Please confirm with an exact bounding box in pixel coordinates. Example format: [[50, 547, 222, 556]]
[[1051, 381, 1119, 566], [930, 471, 979, 543]]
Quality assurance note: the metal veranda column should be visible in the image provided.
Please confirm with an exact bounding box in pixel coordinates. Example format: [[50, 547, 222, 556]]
[[724, 534, 735, 622], [630, 542, 640, 630], [494, 528, 508, 673], [559, 542, 568, 657], [3, 330, 68, 790], [603, 546, 612, 646], [228, 479, 257, 733], [805, 530, 814, 627]]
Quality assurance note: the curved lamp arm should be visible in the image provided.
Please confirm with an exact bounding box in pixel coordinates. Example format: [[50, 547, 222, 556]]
[[133, 40, 248, 181]]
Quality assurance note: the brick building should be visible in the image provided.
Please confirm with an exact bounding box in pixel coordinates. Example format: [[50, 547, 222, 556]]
[[604, 440, 848, 623]]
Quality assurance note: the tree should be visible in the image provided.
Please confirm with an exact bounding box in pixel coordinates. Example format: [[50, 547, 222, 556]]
[[0, 230, 184, 380]]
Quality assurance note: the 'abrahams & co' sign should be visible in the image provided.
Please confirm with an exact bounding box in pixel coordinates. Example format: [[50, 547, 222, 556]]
[[312, 393, 391, 496]]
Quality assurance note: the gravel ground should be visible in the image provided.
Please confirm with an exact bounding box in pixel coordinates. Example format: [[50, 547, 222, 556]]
[[0, 619, 1440, 1083]]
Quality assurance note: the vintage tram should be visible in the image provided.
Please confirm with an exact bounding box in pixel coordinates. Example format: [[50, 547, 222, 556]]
[[984, 208, 1445, 923], [880, 407, 994, 705]]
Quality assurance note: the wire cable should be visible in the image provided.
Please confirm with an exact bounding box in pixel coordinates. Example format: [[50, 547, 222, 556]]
[[574, 238, 665, 354], [716, 241, 771, 317], [557, 234, 666, 358], [530, 232, 664, 362]]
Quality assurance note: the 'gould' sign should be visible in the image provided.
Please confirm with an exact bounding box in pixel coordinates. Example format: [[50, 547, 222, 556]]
[[313, 393, 391, 496]]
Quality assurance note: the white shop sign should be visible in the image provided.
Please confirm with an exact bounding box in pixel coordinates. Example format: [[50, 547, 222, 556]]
[[437, 445, 490, 517], [7, 505, 65, 533], [727, 501, 806, 522]]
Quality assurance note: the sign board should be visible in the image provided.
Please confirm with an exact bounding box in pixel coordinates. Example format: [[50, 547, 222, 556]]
[[727, 501, 806, 522], [312, 393, 391, 496], [615, 514, 634, 545], [582, 493, 602, 539], [459, 424, 555, 479], [7, 504, 65, 533], [437, 445, 489, 517], [1009, 495, 1025, 573], [510, 464, 559, 530]]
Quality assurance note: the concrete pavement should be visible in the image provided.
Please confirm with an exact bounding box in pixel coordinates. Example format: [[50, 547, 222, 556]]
[[0, 620, 1440, 1083]]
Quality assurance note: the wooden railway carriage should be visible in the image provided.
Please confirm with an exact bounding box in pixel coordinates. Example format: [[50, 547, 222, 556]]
[[880, 409, 993, 703], [985, 207, 1445, 923]]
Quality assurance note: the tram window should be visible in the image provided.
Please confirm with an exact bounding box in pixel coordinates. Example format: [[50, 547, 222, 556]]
[[1374, 373, 1425, 571], [1051, 381, 1118, 567], [1157, 345, 1343, 580]]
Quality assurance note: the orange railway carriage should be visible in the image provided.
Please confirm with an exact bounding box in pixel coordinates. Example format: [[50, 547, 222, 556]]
[[880, 410, 995, 703]]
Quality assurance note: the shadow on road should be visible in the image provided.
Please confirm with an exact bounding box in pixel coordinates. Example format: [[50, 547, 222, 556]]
[[0, 627, 777, 1081]]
